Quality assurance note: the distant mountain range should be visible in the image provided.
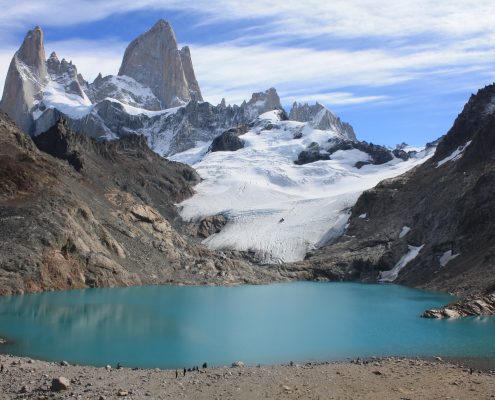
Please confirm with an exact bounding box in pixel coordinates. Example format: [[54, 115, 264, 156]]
[[0, 20, 356, 156]]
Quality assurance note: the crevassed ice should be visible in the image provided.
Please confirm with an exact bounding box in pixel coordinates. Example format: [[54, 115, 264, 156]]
[[173, 112, 433, 264]]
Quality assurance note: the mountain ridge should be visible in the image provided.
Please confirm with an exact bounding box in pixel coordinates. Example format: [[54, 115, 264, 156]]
[[0, 21, 358, 157]]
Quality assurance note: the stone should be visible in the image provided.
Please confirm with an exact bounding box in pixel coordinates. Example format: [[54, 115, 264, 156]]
[[232, 361, 245, 368], [117, 389, 129, 396], [60, 361, 69, 366], [51, 377, 70, 391]]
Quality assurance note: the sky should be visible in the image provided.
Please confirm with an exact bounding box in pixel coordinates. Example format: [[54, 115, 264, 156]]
[[1, 1, 495, 146]]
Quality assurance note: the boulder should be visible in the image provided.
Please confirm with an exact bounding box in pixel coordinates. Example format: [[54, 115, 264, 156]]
[[51, 377, 70, 391], [209, 126, 247, 152]]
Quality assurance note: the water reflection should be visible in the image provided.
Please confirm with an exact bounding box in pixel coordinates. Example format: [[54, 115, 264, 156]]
[[0, 282, 493, 369]]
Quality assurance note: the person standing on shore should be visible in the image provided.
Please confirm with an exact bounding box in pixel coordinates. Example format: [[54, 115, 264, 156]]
[[175, 370, 178, 379]]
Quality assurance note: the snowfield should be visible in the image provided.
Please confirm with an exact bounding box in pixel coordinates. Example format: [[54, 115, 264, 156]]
[[172, 111, 434, 264]]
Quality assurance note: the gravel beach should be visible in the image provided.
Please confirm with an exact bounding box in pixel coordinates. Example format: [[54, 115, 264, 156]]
[[1, 355, 494, 399]]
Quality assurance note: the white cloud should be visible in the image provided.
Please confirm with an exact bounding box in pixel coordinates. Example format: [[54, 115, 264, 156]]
[[2, 1, 495, 108], [2, 1, 495, 41]]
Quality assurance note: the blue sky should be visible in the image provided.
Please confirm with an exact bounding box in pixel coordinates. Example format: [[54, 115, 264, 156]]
[[2, 1, 495, 146]]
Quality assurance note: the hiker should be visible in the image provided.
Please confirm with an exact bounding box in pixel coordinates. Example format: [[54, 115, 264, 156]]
[[175, 369, 178, 379], [0, 364, 3, 373], [117, 362, 121, 370], [183, 367, 186, 376]]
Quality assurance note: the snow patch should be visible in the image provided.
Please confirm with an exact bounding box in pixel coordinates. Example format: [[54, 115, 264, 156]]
[[399, 226, 411, 238], [436, 141, 472, 168], [39, 80, 93, 119], [379, 245, 424, 282], [358, 213, 367, 219], [439, 250, 460, 267]]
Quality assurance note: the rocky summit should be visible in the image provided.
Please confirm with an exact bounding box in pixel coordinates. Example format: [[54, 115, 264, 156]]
[[0, 21, 291, 157], [118, 19, 203, 108]]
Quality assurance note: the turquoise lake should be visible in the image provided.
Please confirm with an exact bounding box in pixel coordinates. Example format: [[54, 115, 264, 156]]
[[0, 282, 494, 369]]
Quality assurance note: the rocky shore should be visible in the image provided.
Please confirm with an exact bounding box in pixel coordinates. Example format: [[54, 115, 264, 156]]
[[0, 355, 494, 399], [422, 293, 495, 318]]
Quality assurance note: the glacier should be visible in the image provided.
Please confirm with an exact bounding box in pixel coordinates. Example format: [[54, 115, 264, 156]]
[[172, 111, 434, 263]]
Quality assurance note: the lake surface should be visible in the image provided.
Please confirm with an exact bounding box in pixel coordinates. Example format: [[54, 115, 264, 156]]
[[0, 282, 494, 369]]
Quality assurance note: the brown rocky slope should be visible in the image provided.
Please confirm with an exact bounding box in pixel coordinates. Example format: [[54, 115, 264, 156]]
[[0, 113, 279, 295]]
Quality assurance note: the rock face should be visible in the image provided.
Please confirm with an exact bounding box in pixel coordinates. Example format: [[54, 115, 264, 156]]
[[197, 215, 228, 238], [209, 126, 248, 152], [243, 88, 284, 120], [0, 113, 280, 295], [1, 23, 292, 157], [0, 26, 48, 133], [46, 52, 87, 99], [422, 294, 495, 318], [179, 46, 203, 102], [289, 102, 356, 140], [118, 19, 201, 108], [87, 74, 162, 111], [282, 83, 495, 307], [294, 138, 412, 167]]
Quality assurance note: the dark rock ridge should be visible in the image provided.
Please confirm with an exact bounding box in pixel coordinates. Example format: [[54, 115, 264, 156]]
[[281, 83, 495, 309], [0, 113, 281, 295], [295, 138, 417, 167], [209, 126, 248, 152]]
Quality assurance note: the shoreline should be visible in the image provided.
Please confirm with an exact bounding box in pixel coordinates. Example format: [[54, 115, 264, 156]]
[[1, 354, 494, 399]]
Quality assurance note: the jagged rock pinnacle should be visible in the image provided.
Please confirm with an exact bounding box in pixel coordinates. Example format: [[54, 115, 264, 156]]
[[0, 26, 48, 133], [118, 19, 201, 108]]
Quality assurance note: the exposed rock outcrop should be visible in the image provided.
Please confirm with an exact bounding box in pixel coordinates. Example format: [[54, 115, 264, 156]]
[[118, 19, 199, 108], [289, 102, 356, 140], [197, 215, 228, 238], [179, 46, 203, 102], [422, 294, 495, 318], [295, 138, 410, 167], [209, 126, 248, 152], [0, 26, 48, 133]]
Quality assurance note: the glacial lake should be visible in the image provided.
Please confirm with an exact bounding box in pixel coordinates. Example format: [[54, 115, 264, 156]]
[[0, 282, 494, 369]]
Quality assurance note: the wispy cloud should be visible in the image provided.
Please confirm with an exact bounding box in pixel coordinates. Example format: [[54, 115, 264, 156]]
[[3, 1, 495, 41], [2, 1, 495, 115]]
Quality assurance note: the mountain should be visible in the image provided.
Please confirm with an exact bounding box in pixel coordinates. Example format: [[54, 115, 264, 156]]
[[118, 19, 202, 107], [171, 110, 432, 264], [289, 101, 356, 140], [0, 113, 279, 295], [279, 84, 495, 314], [0, 26, 48, 133], [0, 22, 289, 157]]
